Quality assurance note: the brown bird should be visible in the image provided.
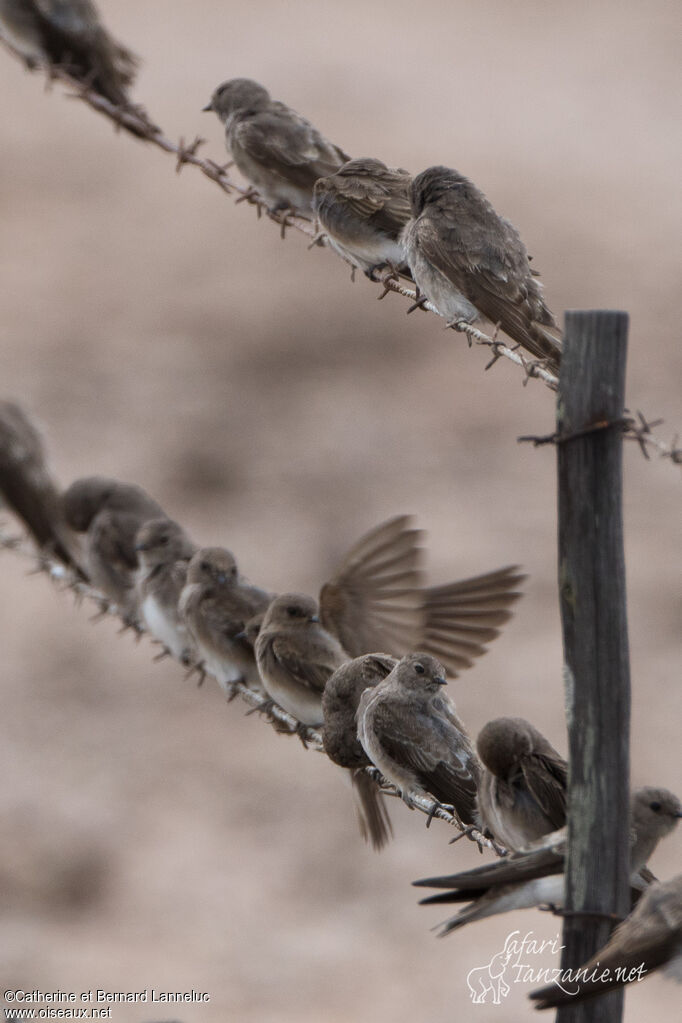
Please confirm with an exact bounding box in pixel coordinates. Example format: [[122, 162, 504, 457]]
[[312, 157, 413, 279], [322, 652, 397, 850], [476, 717, 567, 851], [179, 547, 273, 697], [134, 518, 197, 663], [61, 476, 165, 619], [0, 399, 78, 571], [530, 873, 682, 1009], [414, 787, 682, 935], [255, 516, 523, 726], [402, 165, 561, 368], [202, 77, 350, 217], [0, 0, 138, 106], [357, 652, 480, 826], [255, 592, 348, 726]]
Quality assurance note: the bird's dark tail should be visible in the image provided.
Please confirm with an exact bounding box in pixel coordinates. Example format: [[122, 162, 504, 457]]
[[351, 768, 393, 851]]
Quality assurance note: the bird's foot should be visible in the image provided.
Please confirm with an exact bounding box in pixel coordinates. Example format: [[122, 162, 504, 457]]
[[245, 697, 277, 720], [364, 261, 391, 283], [295, 722, 312, 748], [265, 201, 296, 238], [184, 660, 207, 686]]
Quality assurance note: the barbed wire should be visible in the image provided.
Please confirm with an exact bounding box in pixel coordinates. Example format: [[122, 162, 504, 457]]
[[0, 522, 502, 854], [2, 46, 679, 465]]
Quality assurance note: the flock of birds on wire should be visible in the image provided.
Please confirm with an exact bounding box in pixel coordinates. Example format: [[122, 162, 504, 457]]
[[0, 0, 681, 1011]]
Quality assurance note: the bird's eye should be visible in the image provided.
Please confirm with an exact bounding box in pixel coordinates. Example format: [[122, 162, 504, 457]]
[[650, 801, 662, 812], [287, 606, 300, 617], [159, 535, 168, 545], [200, 561, 209, 572], [414, 663, 425, 675]]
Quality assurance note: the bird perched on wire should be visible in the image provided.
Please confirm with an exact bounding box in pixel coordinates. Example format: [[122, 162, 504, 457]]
[[0, 399, 79, 571], [254, 515, 523, 728], [61, 476, 166, 621], [402, 165, 562, 369], [529, 873, 682, 1009], [322, 652, 397, 850], [179, 547, 274, 697], [475, 716, 567, 850], [134, 518, 197, 664], [312, 158, 413, 279], [413, 787, 682, 935], [357, 652, 480, 827], [0, 0, 138, 107], [202, 77, 350, 217]]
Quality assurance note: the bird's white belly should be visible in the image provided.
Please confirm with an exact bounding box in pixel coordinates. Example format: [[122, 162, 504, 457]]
[[262, 673, 323, 726], [199, 649, 242, 696], [327, 234, 405, 273], [411, 252, 478, 324], [141, 595, 185, 660]]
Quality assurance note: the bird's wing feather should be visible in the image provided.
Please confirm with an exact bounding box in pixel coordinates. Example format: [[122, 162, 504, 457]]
[[319, 515, 425, 657], [521, 752, 568, 830], [270, 635, 337, 694], [421, 565, 525, 675]]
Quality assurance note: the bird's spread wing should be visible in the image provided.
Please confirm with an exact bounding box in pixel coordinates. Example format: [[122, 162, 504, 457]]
[[319, 515, 425, 657], [420, 565, 525, 675]]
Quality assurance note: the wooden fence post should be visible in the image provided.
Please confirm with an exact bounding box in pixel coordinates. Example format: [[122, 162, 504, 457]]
[[556, 310, 631, 1023]]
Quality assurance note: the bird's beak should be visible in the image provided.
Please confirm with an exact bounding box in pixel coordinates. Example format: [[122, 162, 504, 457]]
[[674, 810, 682, 818], [434, 676, 447, 687], [216, 573, 227, 585], [134, 541, 149, 552], [202, 102, 213, 112], [234, 630, 247, 642], [309, 614, 320, 624]]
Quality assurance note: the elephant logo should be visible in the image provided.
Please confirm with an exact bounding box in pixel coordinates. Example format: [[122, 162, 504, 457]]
[[466, 947, 513, 1004]]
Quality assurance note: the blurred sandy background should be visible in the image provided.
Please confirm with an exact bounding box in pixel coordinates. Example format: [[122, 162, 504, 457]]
[[0, 1, 680, 1020]]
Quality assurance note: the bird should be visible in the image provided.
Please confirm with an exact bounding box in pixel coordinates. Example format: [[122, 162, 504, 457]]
[[529, 873, 682, 1009], [134, 518, 197, 663], [0, 399, 79, 571], [202, 77, 350, 217], [0, 0, 138, 106], [61, 476, 166, 619], [401, 165, 562, 368], [322, 652, 397, 850], [179, 547, 273, 697], [254, 515, 523, 727], [475, 717, 567, 850], [413, 787, 682, 935], [312, 158, 413, 279], [255, 592, 348, 726], [357, 652, 480, 826]]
